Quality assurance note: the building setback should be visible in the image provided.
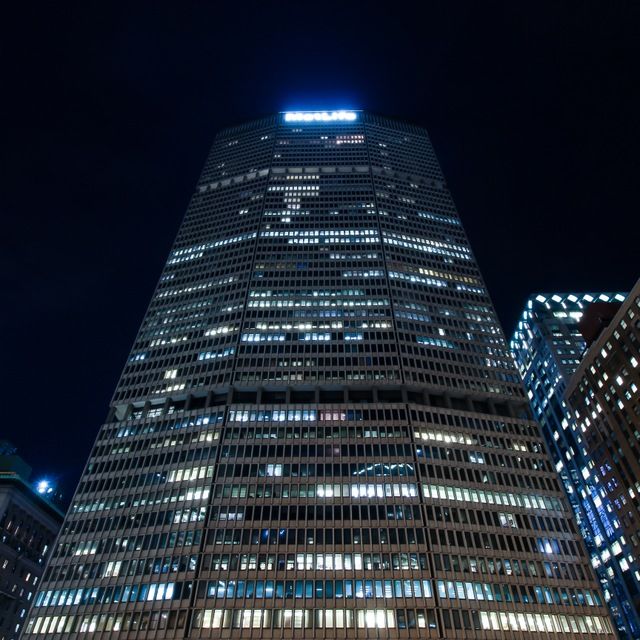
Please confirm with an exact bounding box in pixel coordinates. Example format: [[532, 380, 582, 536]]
[[24, 111, 614, 638], [566, 279, 640, 633], [0, 444, 63, 640], [511, 292, 640, 639]]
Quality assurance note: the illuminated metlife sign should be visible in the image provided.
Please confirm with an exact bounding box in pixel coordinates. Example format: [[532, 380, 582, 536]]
[[284, 110, 358, 123]]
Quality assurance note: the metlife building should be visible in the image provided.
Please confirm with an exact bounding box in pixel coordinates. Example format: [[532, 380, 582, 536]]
[[24, 111, 615, 639]]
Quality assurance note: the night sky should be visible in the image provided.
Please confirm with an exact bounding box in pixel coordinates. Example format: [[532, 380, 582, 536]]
[[3, 3, 639, 500]]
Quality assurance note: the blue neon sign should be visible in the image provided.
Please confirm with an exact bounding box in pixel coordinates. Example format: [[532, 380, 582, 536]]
[[284, 110, 358, 123]]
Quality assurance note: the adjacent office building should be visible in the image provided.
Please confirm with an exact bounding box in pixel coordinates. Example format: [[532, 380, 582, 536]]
[[25, 111, 614, 638], [0, 443, 63, 640], [566, 279, 640, 631], [511, 292, 640, 638]]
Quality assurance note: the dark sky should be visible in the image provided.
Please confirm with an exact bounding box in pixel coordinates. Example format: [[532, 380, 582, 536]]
[[2, 2, 639, 499]]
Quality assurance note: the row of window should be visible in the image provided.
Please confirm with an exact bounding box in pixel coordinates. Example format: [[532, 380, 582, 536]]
[[212, 481, 418, 500], [54, 528, 201, 560], [435, 579, 601, 607], [35, 580, 183, 608], [35, 578, 435, 608], [25, 609, 188, 636], [25, 607, 613, 636], [110, 412, 223, 439], [422, 482, 563, 512], [191, 607, 611, 634], [210, 503, 421, 522], [215, 461, 415, 478], [204, 551, 427, 572]]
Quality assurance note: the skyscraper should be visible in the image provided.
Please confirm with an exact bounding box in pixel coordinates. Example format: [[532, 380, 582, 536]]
[[566, 280, 640, 634], [511, 292, 640, 638], [25, 111, 614, 638]]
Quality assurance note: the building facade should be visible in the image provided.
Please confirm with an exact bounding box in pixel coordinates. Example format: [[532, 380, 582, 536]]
[[25, 111, 614, 638], [566, 279, 640, 632], [0, 444, 63, 640], [511, 292, 640, 638]]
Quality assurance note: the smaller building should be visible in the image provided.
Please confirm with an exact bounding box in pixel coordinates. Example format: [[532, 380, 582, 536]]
[[0, 444, 63, 640], [511, 291, 640, 638], [566, 278, 640, 623]]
